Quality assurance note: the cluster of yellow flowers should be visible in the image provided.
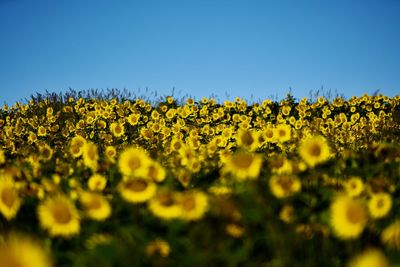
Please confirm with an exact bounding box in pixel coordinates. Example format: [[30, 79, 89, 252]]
[[0, 93, 399, 266]]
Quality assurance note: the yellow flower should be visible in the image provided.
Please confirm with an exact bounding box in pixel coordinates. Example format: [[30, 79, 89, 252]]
[[170, 138, 184, 152], [176, 169, 192, 187], [223, 152, 263, 180], [165, 109, 176, 120], [145, 239, 170, 257], [39, 144, 53, 161], [82, 142, 99, 171], [87, 174, 107, 191], [178, 145, 196, 166], [235, 129, 260, 151], [118, 146, 152, 178], [118, 178, 156, 203], [347, 249, 389, 267], [80, 192, 111, 221], [189, 160, 201, 173], [41, 178, 58, 193], [127, 113, 141, 126], [298, 135, 330, 167], [69, 145, 82, 158], [269, 174, 301, 198], [381, 220, 400, 250], [274, 124, 291, 143], [330, 195, 368, 239], [69, 135, 86, 158], [166, 96, 174, 104], [271, 157, 293, 175], [262, 125, 275, 143], [368, 192, 392, 219], [52, 174, 61, 185], [110, 122, 125, 137], [0, 233, 53, 267], [146, 161, 166, 182], [0, 149, 5, 164], [0, 175, 22, 220], [148, 191, 182, 220], [179, 190, 208, 221], [279, 205, 295, 223], [344, 177, 364, 197], [37, 126, 47, 137], [226, 224, 244, 238], [37, 195, 80, 237], [105, 146, 117, 162]]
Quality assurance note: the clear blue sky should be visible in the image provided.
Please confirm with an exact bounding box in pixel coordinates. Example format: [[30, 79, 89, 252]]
[[1, 0, 399, 104]]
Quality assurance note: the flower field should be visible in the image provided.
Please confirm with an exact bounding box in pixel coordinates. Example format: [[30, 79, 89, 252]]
[[0, 91, 400, 267]]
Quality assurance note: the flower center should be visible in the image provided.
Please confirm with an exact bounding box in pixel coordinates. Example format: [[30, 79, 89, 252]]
[[84, 195, 102, 210], [241, 132, 254, 146], [265, 130, 274, 138], [277, 177, 294, 191], [173, 142, 182, 150], [128, 157, 141, 170], [159, 194, 175, 207], [52, 203, 72, 224], [376, 198, 385, 209], [126, 179, 148, 192], [232, 154, 253, 169], [309, 143, 321, 157], [182, 196, 196, 211], [72, 146, 80, 154], [346, 202, 366, 224]]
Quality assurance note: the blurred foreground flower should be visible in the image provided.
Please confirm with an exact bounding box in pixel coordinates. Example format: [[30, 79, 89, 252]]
[[146, 239, 170, 257], [80, 192, 111, 221], [87, 174, 107, 191], [274, 124, 292, 143], [0, 149, 5, 164], [222, 151, 262, 180], [118, 146, 152, 178], [330, 195, 367, 239], [0, 233, 52, 267], [344, 177, 364, 197], [0, 175, 21, 220], [179, 190, 208, 221], [269, 174, 301, 198], [37, 195, 80, 237], [118, 178, 156, 203], [149, 191, 182, 220], [368, 192, 392, 219], [298, 135, 330, 167], [82, 142, 99, 172], [381, 220, 400, 250], [347, 249, 389, 267]]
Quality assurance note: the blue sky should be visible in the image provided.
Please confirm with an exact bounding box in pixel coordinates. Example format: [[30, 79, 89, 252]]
[[0, 0, 399, 104]]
